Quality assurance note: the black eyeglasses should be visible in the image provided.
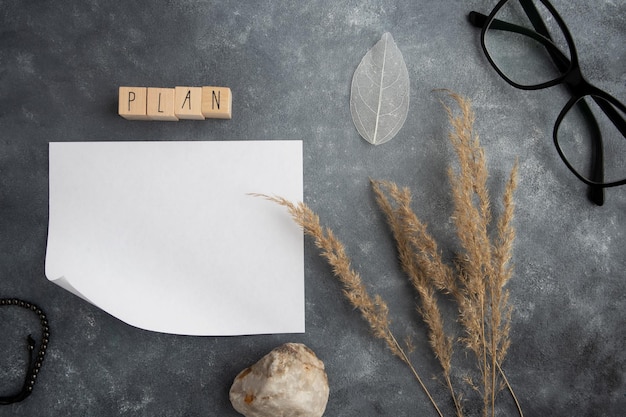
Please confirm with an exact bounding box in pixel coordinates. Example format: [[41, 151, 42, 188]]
[[469, 0, 626, 206]]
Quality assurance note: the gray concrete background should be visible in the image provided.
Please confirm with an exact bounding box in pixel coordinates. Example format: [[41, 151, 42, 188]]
[[0, 0, 624, 416]]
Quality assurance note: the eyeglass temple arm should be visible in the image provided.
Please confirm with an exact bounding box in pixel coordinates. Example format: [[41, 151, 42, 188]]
[[0, 335, 36, 405], [571, 97, 605, 204], [519, 0, 553, 42]]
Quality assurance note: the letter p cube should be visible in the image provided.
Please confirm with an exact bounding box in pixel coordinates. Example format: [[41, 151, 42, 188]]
[[118, 87, 149, 120]]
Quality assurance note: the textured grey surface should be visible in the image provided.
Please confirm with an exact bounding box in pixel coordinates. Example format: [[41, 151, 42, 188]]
[[0, 0, 625, 416]]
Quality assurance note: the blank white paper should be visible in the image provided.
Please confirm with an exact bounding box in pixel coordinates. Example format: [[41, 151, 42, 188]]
[[46, 141, 304, 336]]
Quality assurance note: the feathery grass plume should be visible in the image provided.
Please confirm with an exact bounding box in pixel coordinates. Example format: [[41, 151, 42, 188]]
[[371, 179, 463, 417], [438, 91, 519, 417], [251, 193, 445, 417], [371, 91, 521, 417], [372, 180, 459, 298], [253, 91, 522, 417], [441, 91, 496, 414]]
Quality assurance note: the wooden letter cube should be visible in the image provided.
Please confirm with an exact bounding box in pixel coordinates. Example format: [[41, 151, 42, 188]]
[[201, 86, 232, 119], [147, 88, 179, 121], [119, 87, 148, 120], [175, 86, 205, 120]]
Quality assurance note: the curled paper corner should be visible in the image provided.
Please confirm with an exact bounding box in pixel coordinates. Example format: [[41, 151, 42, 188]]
[[350, 32, 410, 146], [48, 275, 94, 304]]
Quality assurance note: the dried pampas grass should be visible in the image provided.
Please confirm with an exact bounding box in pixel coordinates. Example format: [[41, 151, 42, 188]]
[[255, 91, 522, 417]]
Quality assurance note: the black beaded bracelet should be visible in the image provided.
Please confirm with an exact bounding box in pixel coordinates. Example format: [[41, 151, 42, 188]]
[[0, 298, 50, 405]]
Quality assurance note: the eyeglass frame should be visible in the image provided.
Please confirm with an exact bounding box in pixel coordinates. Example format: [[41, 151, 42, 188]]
[[469, 0, 626, 206]]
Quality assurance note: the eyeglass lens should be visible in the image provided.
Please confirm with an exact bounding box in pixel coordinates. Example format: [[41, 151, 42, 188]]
[[557, 96, 626, 185], [484, 0, 571, 87]]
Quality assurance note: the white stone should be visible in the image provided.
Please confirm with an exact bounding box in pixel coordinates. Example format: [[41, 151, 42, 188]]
[[229, 343, 329, 417]]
